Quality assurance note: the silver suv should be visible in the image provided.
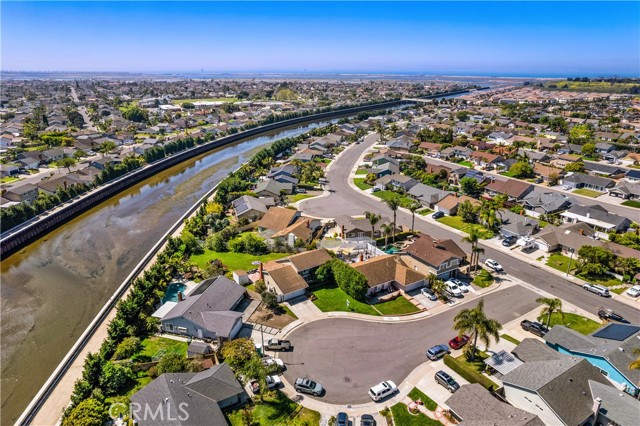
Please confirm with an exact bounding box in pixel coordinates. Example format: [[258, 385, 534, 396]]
[[582, 283, 610, 297]]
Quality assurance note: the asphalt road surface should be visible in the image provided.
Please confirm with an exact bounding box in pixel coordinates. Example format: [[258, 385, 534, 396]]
[[281, 286, 541, 404], [300, 134, 640, 322]]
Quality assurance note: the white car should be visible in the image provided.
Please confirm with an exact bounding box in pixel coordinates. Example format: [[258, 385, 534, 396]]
[[368, 380, 398, 401], [485, 259, 503, 272], [450, 278, 469, 292], [626, 285, 640, 298], [445, 280, 463, 298], [561, 185, 572, 191]]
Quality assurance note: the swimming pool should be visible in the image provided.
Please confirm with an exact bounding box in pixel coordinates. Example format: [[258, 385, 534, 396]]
[[162, 282, 187, 304]]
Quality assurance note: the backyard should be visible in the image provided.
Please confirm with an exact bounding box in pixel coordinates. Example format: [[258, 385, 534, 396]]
[[437, 216, 494, 239], [312, 284, 419, 316], [537, 312, 601, 335], [227, 391, 321, 426], [137, 336, 188, 361], [191, 250, 289, 272], [572, 188, 602, 198]]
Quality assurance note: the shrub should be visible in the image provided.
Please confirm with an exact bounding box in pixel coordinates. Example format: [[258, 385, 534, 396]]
[[262, 291, 279, 310], [112, 336, 141, 360], [443, 354, 496, 391]]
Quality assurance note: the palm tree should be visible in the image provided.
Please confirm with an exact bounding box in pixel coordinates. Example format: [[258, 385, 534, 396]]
[[408, 203, 420, 233], [428, 274, 447, 301], [461, 228, 481, 273], [453, 298, 502, 361], [629, 348, 640, 370], [536, 297, 563, 329], [385, 194, 401, 243], [381, 223, 394, 248], [365, 211, 382, 241]]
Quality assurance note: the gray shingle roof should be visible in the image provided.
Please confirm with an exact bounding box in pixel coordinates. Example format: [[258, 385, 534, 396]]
[[512, 338, 564, 363], [589, 380, 640, 426]]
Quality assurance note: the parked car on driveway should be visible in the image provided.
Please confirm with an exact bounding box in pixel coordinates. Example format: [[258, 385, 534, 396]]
[[449, 278, 468, 293], [485, 259, 503, 272], [265, 339, 291, 351], [337, 412, 348, 426], [582, 283, 611, 297], [294, 378, 324, 396], [360, 414, 376, 426], [449, 335, 470, 350], [626, 285, 640, 298], [502, 235, 517, 247], [598, 308, 630, 323], [435, 370, 460, 393], [432, 211, 445, 219], [426, 344, 450, 361], [421, 287, 438, 301], [445, 280, 463, 298], [520, 320, 549, 337], [368, 380, 398, 401]]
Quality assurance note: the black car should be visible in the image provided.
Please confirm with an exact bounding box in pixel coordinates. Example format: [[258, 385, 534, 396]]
[[520, 320, 549, 337], [502, 235, 517, 247], [598, 308, 630, 324], [337, 412, 348, 426], [432, 211, 445, 219], [361, 414, 376, 426]]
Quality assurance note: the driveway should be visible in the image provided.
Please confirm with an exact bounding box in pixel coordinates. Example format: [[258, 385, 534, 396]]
[[280, 285, 541, 404]]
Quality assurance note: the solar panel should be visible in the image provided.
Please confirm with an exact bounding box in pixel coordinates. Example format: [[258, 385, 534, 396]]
[[592, 324, 640, 341]]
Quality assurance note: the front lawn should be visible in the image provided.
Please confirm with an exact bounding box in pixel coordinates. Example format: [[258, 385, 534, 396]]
[[390, 403, 443, 426], [546, 253, 576, 274], [288, 193, 314, 203], [537, 312, 601, 335], [572, 188, 602, 198], [621, 200, 640, 209], [0, 176, 19, 183], [228, 391, 320, 426], [472, 269, 494, 288], [456, 160, 474, 167], [576, 273, 625, 287], [373, 190, 416, 208], [408, 388, 437, 411], [375, 296, 420, 315], [191, 250, 289, 272], [312, 283, 379, 315], [354, 178, 372, 190], [138, 337, 188, 361], [437, 216, 495, 239], [355, 168, 368, 175], [417, 208, 433, 216], [500, 334, 521, 345], [280, 304, 298, 319]]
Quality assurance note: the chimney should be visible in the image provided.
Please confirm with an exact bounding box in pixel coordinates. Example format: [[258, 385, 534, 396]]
[[177, 291, 184, 302], [259, 262, 264, 280], [592, 397, 602, 418], [586, 212, 591, 219], [359, 253, 364, 262], [579, 228, 583, 235]]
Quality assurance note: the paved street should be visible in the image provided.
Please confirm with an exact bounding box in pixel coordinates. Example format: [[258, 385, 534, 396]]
[[300, 135, 640, 322], [280, 286, 541, 404]]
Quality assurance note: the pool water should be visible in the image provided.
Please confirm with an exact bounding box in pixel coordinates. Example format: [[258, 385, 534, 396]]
[[162, 283, 187, 304]]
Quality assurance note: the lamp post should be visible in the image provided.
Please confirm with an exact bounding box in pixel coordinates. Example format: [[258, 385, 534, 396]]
[[566, 248, 574, 277]]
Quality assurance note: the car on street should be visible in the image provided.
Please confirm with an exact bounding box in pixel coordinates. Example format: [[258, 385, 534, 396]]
[[583, 283, 611, 297], [502, 235, 517, 247], [262, 356, 285, 371], [561, 185, 572, 190], [445, 280, 463, 298], [426, 344, 450, 361], [449, 278, 468, 293], [435, 370, 460, 393], [448, 335, 470, 350], [368, 380, 398, 401], [294, 378, 324, 396], [626, 285, 640, 298], [361, 414, 376, 426], [421, 287, 438, 301], [432, 211, 445, 219], [520, 320, 549, 337], [485, 259, 503, 272], [598, 308, 630, 323], [337, 412, 348, 426]]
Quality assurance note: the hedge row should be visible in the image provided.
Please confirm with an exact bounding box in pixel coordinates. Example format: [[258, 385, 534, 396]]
[[443, 354, 497, 391]]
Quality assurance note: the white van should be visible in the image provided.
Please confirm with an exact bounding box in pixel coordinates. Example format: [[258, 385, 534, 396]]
[[445, 280, 463, 298], [368, 380, 397, 401]]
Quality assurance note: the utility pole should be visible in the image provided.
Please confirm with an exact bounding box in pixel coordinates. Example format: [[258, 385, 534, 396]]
[[565, 248, 574, 277]]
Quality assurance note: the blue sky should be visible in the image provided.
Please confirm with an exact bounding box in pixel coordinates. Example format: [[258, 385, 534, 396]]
[[2, 2, 639, 76]]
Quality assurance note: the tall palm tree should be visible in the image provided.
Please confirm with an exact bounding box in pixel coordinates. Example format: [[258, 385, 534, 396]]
[[408, 203, 420, 233], [428, 274, 447, 301], [365, 211, 382, 241], [381, 223, 394, 248], [461, 228, 481, 273], [472, 246, 485, 273], [536, 297, 564, 329], [453, 298, 502, 361], [385, 195, 401, 243]]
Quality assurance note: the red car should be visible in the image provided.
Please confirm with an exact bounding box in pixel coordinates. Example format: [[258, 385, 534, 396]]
[[448, 335, 469, 350]]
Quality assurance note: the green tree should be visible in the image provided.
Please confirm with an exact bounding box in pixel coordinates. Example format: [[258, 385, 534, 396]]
[[385, 194, 401, 243], [74, 149, 86, 160], [428, 274, 448, 301], [577, 245, 614, 277], [154, 352, 201, 376], [457, 200, 478, 223], [98, 362, 135, 396], [122, 105, 148, 123], [262, 291, 278, 310], [509, 161, 534, 178], [55, 157, 77, 173], [536, 297, 564, 329], [408, 203, 420, 233], [181, 102, 195, 109], [564, 162, 585, 173], [581, 143, 597, 157], [112, 336, 141, 360], [62, 398, 108, 426], [569, 124, 594, 144], [453, 298, 502, 361], [364, 211, 382, 240], [381, 223, 394, 247], [459, 177, 480, 197], [462, 228, 482, 272], [220, 338, 256, 372], [479, 201, 499, 231], [99, 140, 117, 156]]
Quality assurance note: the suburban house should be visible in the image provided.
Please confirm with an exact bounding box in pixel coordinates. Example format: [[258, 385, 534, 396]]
[[468, 151, 504, 169], [487, 131, 513, 144], [521, 191, 573, 218], [374, 174, 418, 192], [583, 162, 626, 179], [403, 233, 467, 279], [231, 195, 275, 221], [352, 254, 426, 295], [435, 194, 481, 216], [334, 214, 396, 240], [130, 363, 248, 426], [624, 169, 640, 182], [560, 204, 631, 235], [255, 206, 300, 237], [445, 383, 544, 426], [544, 324, 640, 398], [534, 222, 598, 253], [484, 178, 534, 202], [517, 148, 551, 163], [2, 183, 39, 204], [407, 183, 452, 209], [608, 181, 640, 200], [563, 173, 615, 192], [37, 175, 83, 195], [253, 179, 293, 198], [263, 249, 332, 301], [440, 146, 473, 160], [153, 276, 246, 341], [498, 210, 540, 238], [269, 217, 315, 247], [533, 163, 564, 183]]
